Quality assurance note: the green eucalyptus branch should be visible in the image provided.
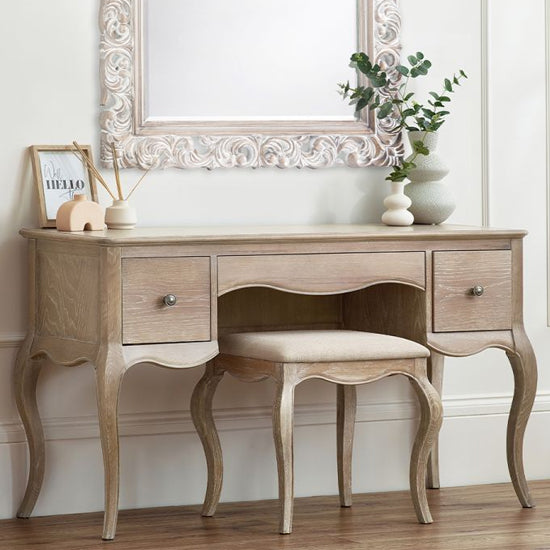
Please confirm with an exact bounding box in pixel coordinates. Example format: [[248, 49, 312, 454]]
[[338, 51, 467, 182]]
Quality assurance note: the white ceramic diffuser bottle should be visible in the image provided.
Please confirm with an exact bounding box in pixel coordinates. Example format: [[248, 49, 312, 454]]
[[104, 200, 137, 229]]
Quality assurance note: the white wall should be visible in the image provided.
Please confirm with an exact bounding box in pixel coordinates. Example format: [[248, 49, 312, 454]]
[[0, 0, 548, 519]]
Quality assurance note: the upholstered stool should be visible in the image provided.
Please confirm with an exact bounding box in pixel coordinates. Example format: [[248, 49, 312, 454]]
[[191, 330, 442, 534]]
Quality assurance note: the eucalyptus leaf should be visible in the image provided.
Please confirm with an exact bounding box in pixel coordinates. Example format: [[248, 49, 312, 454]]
[[356, 98, 367, 111], [363, 87, 374, 103], [338, 50, 467, 183], [413, 141, 430, 155], [377, 102, 393, 118]]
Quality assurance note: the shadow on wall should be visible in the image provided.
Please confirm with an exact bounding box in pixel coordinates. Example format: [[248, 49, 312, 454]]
[[350, 170, 388, 224], [9, 149, 38, 231], [310, 167, 389, 225]]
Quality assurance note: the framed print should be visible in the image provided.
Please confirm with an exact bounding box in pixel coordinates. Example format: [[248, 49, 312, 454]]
[[30, 145, 98, 228]]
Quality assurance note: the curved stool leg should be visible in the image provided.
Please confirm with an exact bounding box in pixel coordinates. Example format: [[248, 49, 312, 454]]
[[407, 360, 443, 524], [426, 352, 444, 489], [191, 361, 225, 516], [15, 339, 45, 518], [273, 373, 296, 534], [336, 384, 356, 507]]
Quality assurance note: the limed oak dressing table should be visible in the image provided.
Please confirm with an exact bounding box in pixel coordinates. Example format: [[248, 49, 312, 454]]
[[15, 224, 537, 540]]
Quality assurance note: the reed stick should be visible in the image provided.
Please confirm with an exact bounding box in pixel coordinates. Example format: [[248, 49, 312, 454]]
[[72, 141, 117, 200], [125, 165, 152, 200], [111, 143, 124, 200]]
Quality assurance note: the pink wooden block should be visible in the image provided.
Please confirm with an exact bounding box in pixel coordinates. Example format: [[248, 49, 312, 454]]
[[56, 194, 105, 232]]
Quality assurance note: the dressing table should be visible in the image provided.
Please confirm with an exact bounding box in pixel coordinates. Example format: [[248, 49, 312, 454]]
[[15, 224, 537, 539]]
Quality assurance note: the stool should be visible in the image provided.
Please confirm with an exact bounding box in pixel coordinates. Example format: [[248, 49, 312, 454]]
[[191, 330, 442, 534]]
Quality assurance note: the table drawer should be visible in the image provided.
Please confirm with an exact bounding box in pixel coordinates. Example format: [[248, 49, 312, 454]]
[[218, 252, 425, 295], [433, 250, 512, 332], [122, 257, 211, 344]]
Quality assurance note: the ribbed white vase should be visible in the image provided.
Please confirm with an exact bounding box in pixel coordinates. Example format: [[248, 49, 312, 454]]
[[381, 181, 414, 226], [105, 200, 137, 230], [404, 131, 455, 224]]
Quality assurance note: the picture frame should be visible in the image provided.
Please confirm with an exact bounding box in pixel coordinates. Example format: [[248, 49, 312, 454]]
[[29, 145, 98, 228]]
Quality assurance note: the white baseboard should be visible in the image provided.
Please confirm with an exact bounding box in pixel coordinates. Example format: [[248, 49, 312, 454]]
[[2, 392, 550, 445]]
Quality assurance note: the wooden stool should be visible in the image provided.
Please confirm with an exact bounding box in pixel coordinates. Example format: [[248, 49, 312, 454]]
[[191, 330, 442, 534]]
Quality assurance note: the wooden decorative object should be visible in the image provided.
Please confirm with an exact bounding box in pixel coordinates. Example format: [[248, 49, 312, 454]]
[[14, 224, 537, 540], [56, 195, 105, 232], [191, 332, 442, 534]]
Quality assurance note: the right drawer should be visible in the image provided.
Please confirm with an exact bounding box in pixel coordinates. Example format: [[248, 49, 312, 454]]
[[433, 250, 512, 332]]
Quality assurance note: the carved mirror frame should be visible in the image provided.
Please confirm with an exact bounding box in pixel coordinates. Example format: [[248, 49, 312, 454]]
[[99, 0, 401, 169]]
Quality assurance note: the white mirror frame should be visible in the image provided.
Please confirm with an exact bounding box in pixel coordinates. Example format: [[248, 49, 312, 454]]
[[99, 0, 401, 169]]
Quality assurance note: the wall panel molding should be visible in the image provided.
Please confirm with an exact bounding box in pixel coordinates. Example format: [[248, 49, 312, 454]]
[[3, 392, 550, 445], [481, 0, 490, 226], [546, 0, 550, 326]]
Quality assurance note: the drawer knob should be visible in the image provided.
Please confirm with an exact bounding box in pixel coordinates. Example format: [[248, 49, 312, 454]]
[[163, 294, 177, 307], [471, 285, 484, 297]]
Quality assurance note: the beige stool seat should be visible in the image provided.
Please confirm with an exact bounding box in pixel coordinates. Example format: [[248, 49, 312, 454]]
[[191, 330, 442, 534], [219, 330, 430, 362]]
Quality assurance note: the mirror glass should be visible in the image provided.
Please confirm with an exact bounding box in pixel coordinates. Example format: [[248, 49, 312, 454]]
[[144, 0, 356, 121]]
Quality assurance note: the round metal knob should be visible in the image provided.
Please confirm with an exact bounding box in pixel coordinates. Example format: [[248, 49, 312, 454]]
[[471, 285, 484, 297], [163, 294, 177, 307]]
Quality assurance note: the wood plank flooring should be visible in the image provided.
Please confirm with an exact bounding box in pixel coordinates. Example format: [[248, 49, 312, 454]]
[[2, 480, 550, 549]]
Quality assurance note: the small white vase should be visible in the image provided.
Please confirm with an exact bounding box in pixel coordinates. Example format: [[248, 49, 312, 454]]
[[404, 131, 455, 224], [105, 200, 137, 230], [381, 181, 414, 226]]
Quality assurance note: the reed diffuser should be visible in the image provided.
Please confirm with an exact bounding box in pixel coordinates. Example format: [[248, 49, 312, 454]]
[[72, 141, 150, 229]]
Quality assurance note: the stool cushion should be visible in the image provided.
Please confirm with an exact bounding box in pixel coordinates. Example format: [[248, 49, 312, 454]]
[[218, 330, 429, 363]]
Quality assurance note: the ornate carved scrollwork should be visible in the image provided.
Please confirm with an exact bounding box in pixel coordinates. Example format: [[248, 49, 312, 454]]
[[99, 0, 402, 169]]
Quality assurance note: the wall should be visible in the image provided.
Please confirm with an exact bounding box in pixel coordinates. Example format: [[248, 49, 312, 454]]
[[0, 0, 548, 519]]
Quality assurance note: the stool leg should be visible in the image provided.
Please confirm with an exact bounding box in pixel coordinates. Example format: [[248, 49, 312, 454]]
[[408, 364, 443, 524], [336, 384, 356, 507], [427, 352, 444, 489], [191, 361, 225, 517], [273, 375, 296, 534]]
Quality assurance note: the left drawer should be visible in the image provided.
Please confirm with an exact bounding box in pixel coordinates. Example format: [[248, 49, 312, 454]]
[[122, 257, 211, 344]]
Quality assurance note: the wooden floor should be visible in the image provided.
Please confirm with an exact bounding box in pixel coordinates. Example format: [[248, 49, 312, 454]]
[[2, 480, 550, 549]]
